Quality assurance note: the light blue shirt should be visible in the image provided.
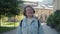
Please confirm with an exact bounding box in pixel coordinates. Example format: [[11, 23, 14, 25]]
[[17, 17, 44, 34]]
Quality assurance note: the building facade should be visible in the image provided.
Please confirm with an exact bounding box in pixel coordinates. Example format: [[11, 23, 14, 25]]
[[21, 0, 53, 23]]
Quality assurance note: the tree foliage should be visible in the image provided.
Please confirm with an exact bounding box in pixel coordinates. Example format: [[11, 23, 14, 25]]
[[47, 10, 60, 32], [0, 0, 23, 17]]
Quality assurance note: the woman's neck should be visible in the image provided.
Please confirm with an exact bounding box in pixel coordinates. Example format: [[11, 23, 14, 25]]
[[27, 16, 33, 19]]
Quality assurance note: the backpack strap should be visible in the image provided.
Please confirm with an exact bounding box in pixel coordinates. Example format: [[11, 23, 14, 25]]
[[20, 20, 23, 27], [38, 20, 40, 34], [38, 20, 40, 28], [20, 20, 40, 28]]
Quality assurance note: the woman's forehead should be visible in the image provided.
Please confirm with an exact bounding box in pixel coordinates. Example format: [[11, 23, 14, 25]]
[[26, 7, 32, 10]]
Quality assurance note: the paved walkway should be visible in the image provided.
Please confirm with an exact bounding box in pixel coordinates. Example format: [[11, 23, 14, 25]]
[[2, 29, 17, 34], [2, 23, 58, 34], [41, 23, 58, 34]]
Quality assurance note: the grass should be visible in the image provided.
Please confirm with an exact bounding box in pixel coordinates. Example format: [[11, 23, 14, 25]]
[[0, 22, 20, 33], [0, 14, 24, 33], [2, 22, 19, 27]]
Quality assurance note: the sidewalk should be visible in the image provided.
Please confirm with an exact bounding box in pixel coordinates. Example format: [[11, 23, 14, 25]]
[[2, 23, 58, 34], [2, 29, 17, 34], [41, 23, 58, 34]]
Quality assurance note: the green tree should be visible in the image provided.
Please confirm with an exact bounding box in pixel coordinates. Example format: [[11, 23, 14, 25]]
[[0, 0, 23, 26], [0, 0, 23, 17]]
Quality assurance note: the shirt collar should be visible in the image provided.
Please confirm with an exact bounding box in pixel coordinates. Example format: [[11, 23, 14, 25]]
[[24, 16, 36, 25]]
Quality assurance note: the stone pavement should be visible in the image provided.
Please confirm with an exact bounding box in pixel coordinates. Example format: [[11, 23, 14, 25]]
[[2, 23, 58, 34], [41, 23, 58, 34]]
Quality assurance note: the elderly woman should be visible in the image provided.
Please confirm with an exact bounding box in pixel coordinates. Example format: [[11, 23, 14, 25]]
[[17, 5, 44, 34]]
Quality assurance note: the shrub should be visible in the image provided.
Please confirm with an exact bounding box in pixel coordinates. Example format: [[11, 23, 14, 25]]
[[55, 24, 60, 32], [46, 10, 60, 31]]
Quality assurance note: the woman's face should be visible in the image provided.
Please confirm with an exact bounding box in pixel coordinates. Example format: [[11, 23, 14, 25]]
[[26, 7, 34, 17]]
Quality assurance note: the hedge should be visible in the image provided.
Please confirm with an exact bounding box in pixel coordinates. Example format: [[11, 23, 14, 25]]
[[46, 10, 60, 32]]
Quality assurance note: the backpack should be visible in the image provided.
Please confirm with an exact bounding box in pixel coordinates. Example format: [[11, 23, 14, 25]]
[[20, 20, 40, 28], [20, 20, 40, 34]]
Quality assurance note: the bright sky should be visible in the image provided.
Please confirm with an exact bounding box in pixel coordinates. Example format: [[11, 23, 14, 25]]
[[23, 0, 43, 2]]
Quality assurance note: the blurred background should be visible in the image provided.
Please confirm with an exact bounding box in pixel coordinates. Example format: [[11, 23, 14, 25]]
[[0, 0, 60, 34]]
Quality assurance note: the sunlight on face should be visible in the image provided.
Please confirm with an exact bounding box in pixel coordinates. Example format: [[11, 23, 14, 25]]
[[26, 7, 34, 17]]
